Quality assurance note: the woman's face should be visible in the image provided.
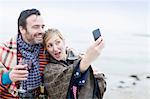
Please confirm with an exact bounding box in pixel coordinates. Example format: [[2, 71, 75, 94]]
[[46, 34, 65, 61]]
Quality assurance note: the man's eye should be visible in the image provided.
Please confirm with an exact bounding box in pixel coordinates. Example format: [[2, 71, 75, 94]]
[[42, 25, 45, 29], [33, 26, 39, 29]]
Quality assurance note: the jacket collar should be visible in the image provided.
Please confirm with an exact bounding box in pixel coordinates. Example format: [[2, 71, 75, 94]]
[[49, 49, 79, 64]]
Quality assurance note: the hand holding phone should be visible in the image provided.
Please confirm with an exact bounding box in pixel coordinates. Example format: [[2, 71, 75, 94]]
[[92, 28, 101, 41]]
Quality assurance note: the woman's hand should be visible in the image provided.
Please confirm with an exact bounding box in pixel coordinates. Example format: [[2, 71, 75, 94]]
[[80, 37, 104, 72]]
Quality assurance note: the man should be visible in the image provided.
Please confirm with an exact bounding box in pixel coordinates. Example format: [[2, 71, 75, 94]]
[[0, 8, 49, 98]]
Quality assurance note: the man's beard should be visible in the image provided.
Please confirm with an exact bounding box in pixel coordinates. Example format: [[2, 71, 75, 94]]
[[34, 38, 43, 44]]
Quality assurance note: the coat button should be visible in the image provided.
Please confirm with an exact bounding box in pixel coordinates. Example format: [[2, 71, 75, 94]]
[[82, 80, 85, 83], [76, 72, 79, 76]]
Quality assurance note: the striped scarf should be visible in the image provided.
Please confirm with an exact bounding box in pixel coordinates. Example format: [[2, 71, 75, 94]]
[[17, 34, 41, 90]]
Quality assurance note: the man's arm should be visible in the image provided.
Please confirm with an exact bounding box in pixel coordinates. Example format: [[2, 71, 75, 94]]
[[0, 46, 10, 90]]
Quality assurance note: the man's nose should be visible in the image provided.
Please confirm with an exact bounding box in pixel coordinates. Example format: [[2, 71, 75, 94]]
[[37, 28, 44, 37], [39, 27, 44, 34]]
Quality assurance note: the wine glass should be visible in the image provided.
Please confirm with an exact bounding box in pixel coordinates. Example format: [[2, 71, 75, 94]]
[[18, 59, 32, 98]]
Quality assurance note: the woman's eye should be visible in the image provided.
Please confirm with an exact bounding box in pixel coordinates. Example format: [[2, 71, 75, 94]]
[[47, 44, 53, 48], [56, 41, 60, 45]]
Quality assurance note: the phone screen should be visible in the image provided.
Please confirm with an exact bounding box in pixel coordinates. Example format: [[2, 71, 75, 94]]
[[92, 28, 101, 41]]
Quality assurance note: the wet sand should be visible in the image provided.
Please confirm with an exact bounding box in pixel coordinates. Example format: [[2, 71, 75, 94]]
[[103, 74, 150, 99]]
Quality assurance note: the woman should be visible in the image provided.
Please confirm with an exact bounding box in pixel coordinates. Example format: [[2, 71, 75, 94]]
[[43, 28, 106, 99]]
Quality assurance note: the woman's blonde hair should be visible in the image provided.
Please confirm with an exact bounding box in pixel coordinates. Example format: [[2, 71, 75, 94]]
[[43, 28, 64, 47]]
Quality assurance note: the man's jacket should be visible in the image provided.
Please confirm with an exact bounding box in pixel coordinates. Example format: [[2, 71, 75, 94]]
[[0, 36, 49, 99]]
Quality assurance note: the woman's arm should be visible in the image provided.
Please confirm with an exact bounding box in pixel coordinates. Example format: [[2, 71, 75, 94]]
[[80, 37, 104, 72]]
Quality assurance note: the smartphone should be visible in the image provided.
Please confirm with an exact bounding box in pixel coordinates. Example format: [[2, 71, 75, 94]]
[[92, 28, 101, 41]]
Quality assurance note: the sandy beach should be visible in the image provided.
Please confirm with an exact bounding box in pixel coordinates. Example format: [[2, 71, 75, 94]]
[[103, 73, 150, 99]]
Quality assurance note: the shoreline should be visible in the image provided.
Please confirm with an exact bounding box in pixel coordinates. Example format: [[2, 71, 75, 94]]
[[103, 73, 150, 99]]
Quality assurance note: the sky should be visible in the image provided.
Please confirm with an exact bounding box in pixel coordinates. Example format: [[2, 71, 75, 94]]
[[0, 0, 148, 35]]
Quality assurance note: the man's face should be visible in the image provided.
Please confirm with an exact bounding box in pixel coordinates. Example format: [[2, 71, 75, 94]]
[[20, 15, 45, 44]]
